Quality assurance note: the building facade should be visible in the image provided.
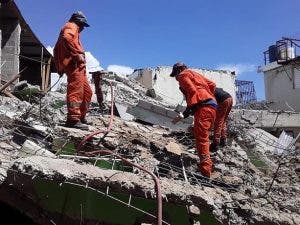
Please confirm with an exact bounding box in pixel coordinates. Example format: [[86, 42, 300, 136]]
[[259, 38, 300, 111], [129, 66, 236, 106]]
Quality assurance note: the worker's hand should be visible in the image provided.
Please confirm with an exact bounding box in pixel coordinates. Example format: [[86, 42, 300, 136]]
[[172, 113, 184, 124]]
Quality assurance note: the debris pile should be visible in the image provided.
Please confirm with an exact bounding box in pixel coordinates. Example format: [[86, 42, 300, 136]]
[[0, 74, 299, 225]]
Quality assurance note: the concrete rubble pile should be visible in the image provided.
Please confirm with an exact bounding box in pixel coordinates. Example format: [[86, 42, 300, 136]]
[[0, 75, 299, 225]]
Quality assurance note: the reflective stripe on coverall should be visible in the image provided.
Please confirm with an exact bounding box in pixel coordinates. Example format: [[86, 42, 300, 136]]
[[176, 69, 216, 177], [54, 22, 92, 121], [213, 97, 233, 144]]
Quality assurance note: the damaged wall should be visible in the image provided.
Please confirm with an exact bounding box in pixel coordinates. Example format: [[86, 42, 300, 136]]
[[0, 18, 20, 81], [0, 0, 54, 90], [129, 66, 236, 106]]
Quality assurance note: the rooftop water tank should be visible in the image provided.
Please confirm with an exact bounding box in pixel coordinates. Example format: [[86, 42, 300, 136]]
[[268, 45, 279, 63], [279, 46, 296, 61]]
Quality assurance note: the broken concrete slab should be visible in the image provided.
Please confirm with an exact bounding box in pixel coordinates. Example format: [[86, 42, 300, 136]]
[[4, 155, 298, 225], [127, 100, 193, 131], [231, 109, 300, 129], [19, 140, 56, 158], [0, 68, 299, 225], [114, 101, 134, 121]]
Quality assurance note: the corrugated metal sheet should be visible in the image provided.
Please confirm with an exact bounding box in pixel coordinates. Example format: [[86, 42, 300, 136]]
[[274, 130, 294, 155]]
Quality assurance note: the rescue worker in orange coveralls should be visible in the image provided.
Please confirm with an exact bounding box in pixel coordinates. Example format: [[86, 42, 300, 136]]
[[54, 11, 92, 130], [171, 62, 217, 178], [210, 88, 233, 152]]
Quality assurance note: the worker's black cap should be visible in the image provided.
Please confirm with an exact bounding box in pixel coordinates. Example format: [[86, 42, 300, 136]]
[[170, 62, 187, 77], [70, 11, 90, 27]]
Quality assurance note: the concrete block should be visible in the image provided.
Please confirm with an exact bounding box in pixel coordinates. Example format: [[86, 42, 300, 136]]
[[127, 103, 192, 131], [20, 140, 56, 158], [137, 100, 152, 110], [166, 109, 179, 118], [165, 142, 184, 155], [151, 104, 167, 116]]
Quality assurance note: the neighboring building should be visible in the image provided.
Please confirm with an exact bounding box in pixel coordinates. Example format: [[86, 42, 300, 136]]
[[0, 0, 54, 90], [129, 66, 236, 106], [259, 37, 300, 111]]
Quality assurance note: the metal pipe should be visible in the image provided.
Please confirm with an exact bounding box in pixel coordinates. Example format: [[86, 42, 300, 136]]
[[0, 68, 25, 92]]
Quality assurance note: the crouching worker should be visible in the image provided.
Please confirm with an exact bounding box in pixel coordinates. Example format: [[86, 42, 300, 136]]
[[54, 11, 92, 130], [170, 62, 217, 178], [210, 88, 233, 152]]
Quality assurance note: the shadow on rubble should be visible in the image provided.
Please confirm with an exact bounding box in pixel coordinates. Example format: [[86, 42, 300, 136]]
[[0, 201, 39, 225]]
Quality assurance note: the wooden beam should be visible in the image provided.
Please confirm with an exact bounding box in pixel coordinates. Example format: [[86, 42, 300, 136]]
[[44, 58, 51, 91]]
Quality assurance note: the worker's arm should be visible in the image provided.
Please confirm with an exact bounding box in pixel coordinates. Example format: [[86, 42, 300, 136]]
[[203, 76, 216, 94], [62, 26, 85, 57], [177, 73, 198, 99]]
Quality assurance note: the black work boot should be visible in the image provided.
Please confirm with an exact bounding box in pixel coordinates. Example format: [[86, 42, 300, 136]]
[[65, 120, 89, 130], [220, 137, 227, 147], [209, 142, 219, 153]]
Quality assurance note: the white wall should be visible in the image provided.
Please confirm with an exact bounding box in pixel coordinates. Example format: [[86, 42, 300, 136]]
[[131, 66, 236, 106], [264, 64, 300, 111]]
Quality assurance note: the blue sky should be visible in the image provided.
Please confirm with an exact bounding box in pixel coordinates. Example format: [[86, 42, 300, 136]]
[[15, 0, 300, 100]]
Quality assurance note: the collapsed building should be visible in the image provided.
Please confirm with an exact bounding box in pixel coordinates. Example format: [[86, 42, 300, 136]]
[[0, 1, 300, 225], [0, 68, 299, 225]]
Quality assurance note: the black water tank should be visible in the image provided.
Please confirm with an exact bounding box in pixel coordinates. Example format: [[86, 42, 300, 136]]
[[268, 45, 278, 63]]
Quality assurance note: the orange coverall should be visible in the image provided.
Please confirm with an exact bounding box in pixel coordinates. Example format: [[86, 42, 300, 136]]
[[54, 22, 92, 121], [176, 69, 216, 177], [213, 88, 233, 144]]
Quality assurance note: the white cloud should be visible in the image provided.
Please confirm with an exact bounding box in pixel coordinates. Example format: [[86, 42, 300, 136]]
[[216, 63, 256, 75], [85, 51, 103, 73], [107, 65, 134, 77], [46, 46, 103, 90]]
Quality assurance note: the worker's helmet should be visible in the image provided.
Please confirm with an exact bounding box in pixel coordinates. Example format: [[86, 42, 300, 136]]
[[170, 62, 187, 77], [70, 11, 90, 27]]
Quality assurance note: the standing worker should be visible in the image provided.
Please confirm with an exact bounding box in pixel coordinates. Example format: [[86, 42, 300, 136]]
[[210, 88, 233, 152], [171, 62, 217, 178], [53, 11, 92, 130]]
